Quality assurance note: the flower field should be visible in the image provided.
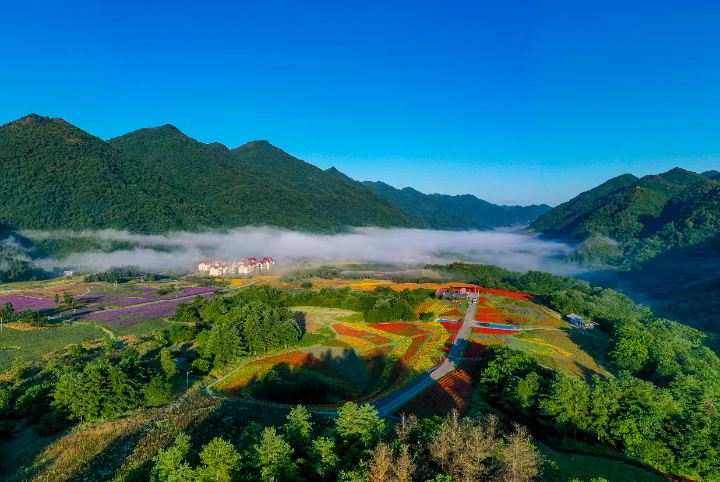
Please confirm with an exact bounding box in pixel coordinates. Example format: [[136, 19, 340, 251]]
[[77, 286, 219, 308], [215, 307, 451, 403], [0, 295, 56, 312], [80, 292, 216, 328], [398, 361, 480, 417]]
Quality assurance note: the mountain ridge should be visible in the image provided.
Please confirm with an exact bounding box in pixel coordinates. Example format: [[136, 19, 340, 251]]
[[0, 113, 552, 235], [326, 169, 551, 230]]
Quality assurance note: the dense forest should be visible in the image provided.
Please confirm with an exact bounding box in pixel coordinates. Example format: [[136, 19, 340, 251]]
[[529, 168, 720, 333], [430, 263, 720, 480], [325, 172, 551, 230], [0, 114, 550, 236], [531, 167, 720, 268]]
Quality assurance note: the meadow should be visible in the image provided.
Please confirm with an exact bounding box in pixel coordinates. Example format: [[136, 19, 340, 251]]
[[0, 323, 106, 373]]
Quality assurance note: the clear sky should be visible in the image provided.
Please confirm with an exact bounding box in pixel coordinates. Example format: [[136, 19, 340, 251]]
[[2, 0, 719, 206]]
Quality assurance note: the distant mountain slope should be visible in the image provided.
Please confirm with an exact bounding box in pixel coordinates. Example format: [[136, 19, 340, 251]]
[[109, 127, 418, 231], [531, 167, 720, 266], [0, 114, 207, 232], [326, 169, 551, 230], [0, 114, 419, 233], [530, 173, 640, 240]]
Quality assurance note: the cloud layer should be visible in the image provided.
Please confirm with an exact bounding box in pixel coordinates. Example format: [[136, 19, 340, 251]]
[[28, 227, 579, 275]]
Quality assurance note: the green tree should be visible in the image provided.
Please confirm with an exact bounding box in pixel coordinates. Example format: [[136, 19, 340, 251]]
[[145, 377, 173, 407], [335, 402, 385, 458], [284, 404, 313, 449], [197, 437, 240, 482], [206, 315, 245, 366], [540, 372, 591, 435], [253, 427, 298, 482], [160, 347, 178, 379], [310, 436, 340, 479], [151, 432, 195, 481], [53, 357, 141, 421]]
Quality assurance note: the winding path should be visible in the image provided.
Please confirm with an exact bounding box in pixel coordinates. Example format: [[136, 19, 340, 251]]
[[372, 295, 478, 416]]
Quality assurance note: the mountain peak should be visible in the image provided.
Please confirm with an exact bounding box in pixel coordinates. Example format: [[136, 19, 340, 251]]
[[233, 139, 274, 150], [325, 166, 355, 182], [6, 113, 72, 129]]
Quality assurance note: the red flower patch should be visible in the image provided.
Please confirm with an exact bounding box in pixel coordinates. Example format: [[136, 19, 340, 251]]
[[368, 322, 424, 337], [399, 361, 480, 416], [333, 323, 391, 345]]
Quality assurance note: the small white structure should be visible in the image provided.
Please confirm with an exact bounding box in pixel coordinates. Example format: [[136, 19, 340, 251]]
[[63, 270, 74, 277], [197, 257, 275, 277], [567, 313, 594, 330]]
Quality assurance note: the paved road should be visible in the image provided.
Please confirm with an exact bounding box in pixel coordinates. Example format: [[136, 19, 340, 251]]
[[373, 295, 478, 416]]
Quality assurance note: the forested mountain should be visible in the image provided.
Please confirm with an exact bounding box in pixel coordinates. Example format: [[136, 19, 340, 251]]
[[531, 168, 720, 265], [360, 180, 551, 230], [0, 114, 419, 232], [324, 169, 551, 230], [0, 114, 551, 235], [107, 125, 419, 231], [532, 167, 720, 332], [0, 114, 202, 232]]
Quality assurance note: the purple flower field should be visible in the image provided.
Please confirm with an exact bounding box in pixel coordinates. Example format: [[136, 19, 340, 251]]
[[80, 292, 215, 328], [76, 286, 219, 308], [0, 295, 55, 312]]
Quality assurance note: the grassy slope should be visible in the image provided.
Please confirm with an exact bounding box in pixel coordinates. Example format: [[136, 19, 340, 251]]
[[0, 323, 105, 373], [540, 443, 666, 482]]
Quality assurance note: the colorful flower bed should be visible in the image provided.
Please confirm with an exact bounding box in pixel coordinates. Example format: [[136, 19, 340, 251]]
[[440, 308, 463, 317], [0, 295, 55, 312], [415, 300, 448, 317], [333, 323, 392, 346]]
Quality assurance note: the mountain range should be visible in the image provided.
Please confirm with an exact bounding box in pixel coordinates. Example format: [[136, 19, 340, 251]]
[[531, 167, 720, 267], [0, 114, 548, 234], [532, 167, 720, 332]]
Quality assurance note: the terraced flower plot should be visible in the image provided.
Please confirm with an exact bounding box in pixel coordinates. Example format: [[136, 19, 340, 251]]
[[215, 309, 449, 405]]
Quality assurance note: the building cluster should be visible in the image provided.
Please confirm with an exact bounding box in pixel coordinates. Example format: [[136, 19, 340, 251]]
[[197, 257, 275, 277]]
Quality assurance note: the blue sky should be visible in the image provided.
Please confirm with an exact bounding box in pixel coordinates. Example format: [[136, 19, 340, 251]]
[[1, 0, 719, 205]]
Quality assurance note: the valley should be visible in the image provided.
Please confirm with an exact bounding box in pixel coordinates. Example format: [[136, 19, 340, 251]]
[[1, 261, 715, 481]]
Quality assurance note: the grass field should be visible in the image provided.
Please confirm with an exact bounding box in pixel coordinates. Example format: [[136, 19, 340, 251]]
[[0, 323, 106, 373], [112, 317, 176, 337], [540, 443, 666, 481]]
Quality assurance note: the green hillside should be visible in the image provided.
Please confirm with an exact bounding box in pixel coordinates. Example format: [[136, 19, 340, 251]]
[[360, 180, 551, 230], [531, 168, 718, 262], [0, 114, 420, 234], [533, 168, 720, 333], [0, 115, 207, 232], [324, 168, 551, 230]]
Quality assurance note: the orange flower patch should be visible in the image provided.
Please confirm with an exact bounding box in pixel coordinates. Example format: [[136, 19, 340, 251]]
[[333, 323, 392, 345]]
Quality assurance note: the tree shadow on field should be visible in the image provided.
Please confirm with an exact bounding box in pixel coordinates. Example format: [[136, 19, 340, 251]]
[[292, 311, 307, 335], [228, 344, 428, 407]]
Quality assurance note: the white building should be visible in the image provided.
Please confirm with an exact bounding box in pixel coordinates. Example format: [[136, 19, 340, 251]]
[[197, 257, 275, 277]]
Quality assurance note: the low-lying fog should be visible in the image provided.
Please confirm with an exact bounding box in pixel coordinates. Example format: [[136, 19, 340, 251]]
[[29, 227, 580, 275]]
